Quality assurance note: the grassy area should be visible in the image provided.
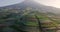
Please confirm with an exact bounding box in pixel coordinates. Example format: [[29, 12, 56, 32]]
[[24, 14, 58, 28]]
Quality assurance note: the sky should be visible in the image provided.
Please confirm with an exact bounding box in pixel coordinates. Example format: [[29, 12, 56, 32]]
[[0, 0, 24, 7], [0, 0, 60, 8], [34, 0, 60, 8]]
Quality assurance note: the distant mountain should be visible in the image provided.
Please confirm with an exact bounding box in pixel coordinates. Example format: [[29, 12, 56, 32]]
[[0, 0, 60, 14]]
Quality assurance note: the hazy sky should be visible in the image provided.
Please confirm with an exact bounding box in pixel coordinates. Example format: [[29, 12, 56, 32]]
[[35, 0, 60, 8], [0, 0, 60, 8], [0, 0, 24, 7]]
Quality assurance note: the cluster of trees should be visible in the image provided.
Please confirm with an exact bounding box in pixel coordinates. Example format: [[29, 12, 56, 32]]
[[0, 9, 28, 32]]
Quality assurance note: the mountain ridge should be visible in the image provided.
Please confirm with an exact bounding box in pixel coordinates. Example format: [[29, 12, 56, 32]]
[[0, 0, 60, 14]]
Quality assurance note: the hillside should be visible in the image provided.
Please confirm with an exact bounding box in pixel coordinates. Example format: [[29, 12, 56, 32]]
[[0, 0, 60, 32]]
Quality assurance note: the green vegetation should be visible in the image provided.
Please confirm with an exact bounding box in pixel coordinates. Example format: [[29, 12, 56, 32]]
[[0, 7, 60, 32]]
